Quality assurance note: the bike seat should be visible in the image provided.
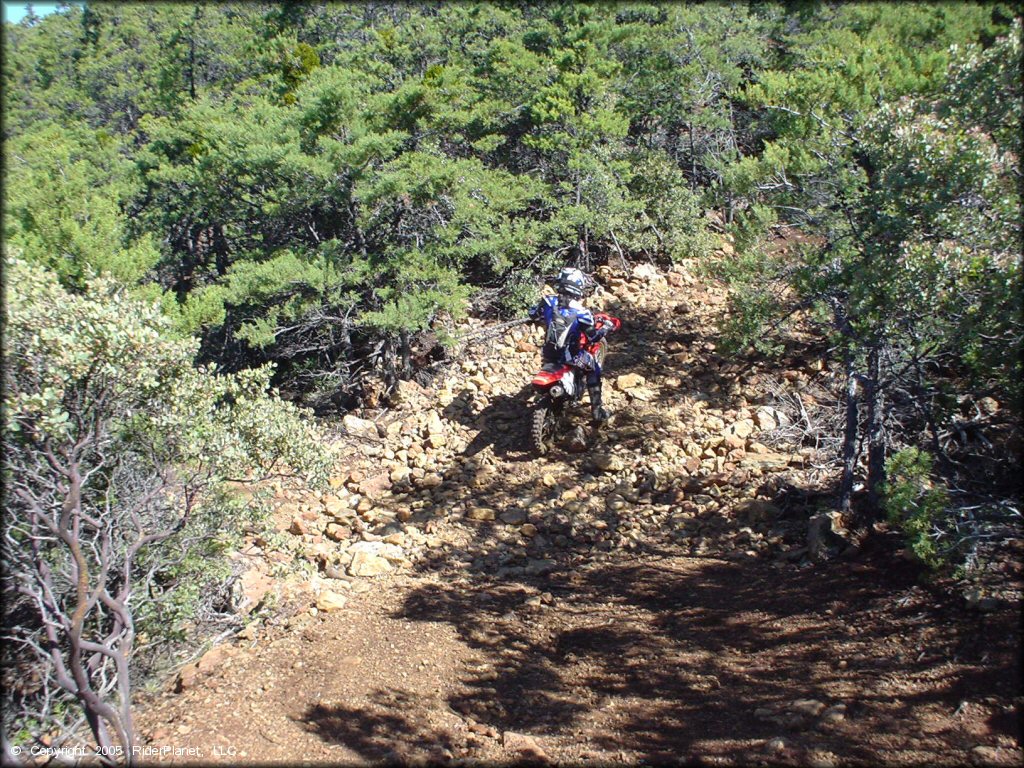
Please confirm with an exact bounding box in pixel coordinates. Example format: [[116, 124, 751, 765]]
[[541, 362, 563, 372]]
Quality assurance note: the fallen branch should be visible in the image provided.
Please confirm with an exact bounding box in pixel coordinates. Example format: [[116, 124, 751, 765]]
[[456, 317, 532, 346]]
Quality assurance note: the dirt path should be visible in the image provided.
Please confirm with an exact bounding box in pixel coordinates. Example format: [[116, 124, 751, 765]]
[[138, 550, 1022, 766], [137, 261, 1022, 766]]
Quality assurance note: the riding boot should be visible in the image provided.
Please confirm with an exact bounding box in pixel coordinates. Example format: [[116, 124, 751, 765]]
[[589, 384, 610, 423]]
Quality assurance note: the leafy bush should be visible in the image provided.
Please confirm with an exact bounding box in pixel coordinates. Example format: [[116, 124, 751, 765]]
[[719, 284, 785, 357], [3, 122, 160, 289], [882, 448, 950, 568], [705, 244, 788, 356], [2, 254, 331, 751]]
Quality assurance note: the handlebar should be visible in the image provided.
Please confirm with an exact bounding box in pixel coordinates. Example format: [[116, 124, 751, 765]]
[[594, 313, 621, 332]]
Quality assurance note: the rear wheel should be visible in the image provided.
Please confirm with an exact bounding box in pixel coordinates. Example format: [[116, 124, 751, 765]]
[[531, 398, 557, 455]]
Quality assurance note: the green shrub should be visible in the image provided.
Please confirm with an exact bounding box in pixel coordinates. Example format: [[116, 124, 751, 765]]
[[882, 448, 950, 568], [2, 255, 332, 750]]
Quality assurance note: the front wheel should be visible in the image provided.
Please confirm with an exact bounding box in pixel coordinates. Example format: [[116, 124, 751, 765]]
[[531, 398, 557, 455]]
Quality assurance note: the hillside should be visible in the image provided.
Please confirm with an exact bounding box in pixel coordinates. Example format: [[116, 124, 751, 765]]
[[4, 4, 1020, 761], [136, 261, 1022, 766]]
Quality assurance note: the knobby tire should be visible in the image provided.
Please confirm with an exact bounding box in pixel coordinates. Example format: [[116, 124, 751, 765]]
[[531, 400, 556, 455]]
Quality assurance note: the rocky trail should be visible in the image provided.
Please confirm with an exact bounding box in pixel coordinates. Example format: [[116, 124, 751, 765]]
[[137, 259, 1021, 766]]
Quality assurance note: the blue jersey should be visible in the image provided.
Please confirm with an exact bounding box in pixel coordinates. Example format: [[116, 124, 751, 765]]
[[529, 295, 596, 364]]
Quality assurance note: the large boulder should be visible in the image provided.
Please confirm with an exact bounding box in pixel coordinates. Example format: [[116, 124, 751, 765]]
[[588, 452, 625, 473], [502, 731, 549, 761], [424, 410, 445, 436], [807, 511, 848, 561], [631, 263, 662, 283], [323, 494, 349, 517], [563, 426, 589, 453], [467, 506, 497, 521], [325, 522, 351, 542], [348, 551, 392, 577], [755, 408, 779, 431]]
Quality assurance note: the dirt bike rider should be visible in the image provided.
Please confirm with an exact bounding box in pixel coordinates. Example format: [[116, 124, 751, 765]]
[[528, 267, 611, 423]]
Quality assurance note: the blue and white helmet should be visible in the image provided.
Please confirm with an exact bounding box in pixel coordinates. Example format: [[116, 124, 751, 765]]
[[557, 267, 586, 298]]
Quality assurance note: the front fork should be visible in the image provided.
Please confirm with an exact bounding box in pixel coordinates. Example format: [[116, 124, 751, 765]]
[[533, 391, 565, 413], [533, 391, 570, 426]]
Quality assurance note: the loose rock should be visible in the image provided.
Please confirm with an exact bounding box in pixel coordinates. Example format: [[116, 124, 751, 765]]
[[343, 414, 380, 439], [615, 373, 647, 392], [316, 590, 348, 612], [501, 731, 548, 761], [467, 506, 497, 522]]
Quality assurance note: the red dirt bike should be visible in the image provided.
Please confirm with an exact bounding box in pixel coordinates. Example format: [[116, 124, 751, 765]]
[[530, 312, 621, 454]]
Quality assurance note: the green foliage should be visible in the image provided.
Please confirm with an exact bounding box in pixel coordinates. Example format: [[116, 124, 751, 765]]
[[720, 289, 785, 358], [4, 255, 332, 482], [716, 13, 1020, 393], [738, 2, 1005, 225], [626, 150, 715, 261], [941, 19, 1022, 159], [839, 29, 1023, 395], [3, 254, 332, 744], [708, 242, 788, 357], [729, 203, 778, 254], [3, 0, 1017, 418], [4, 122, 159, 288], [883, 448, 950, 568], [358, 249, 471, 334], [352, 149, 550, 330], [2, 5, 84, 133], [5, 2, 720, 381], [132, 487, 246, 648]]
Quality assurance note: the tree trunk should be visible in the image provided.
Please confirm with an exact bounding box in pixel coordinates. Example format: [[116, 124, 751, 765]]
[[382, 337, 398, 393], [838, 353, 859, 514], [576, 234, 590, 273], [609, 229, 627, 270], [688, 122, 697, 189], [398, 329, 411, 379], [865, 345, 887, 515], [187, 5, 203, 101], [187, 29, 197, 100], [574, 170, 590, 271]]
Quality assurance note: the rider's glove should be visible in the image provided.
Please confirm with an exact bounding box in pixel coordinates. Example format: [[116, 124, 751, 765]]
[[571, 351, 595, 371]]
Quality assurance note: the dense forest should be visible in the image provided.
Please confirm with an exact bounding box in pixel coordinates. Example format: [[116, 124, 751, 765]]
[[3, 1, 1021, 759]]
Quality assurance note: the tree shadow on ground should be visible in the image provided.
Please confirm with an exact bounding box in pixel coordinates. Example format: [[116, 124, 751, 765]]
[[305, 272, 1019, 764], [441, 384, 538, 461], [304, 548, 1019, 764], [303, 690, 459, 764], [357, 268, 852, 583]]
